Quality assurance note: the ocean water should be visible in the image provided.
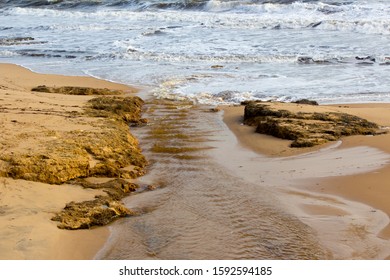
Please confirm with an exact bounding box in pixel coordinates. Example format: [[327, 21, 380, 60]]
[[1, 0, 390, 104]]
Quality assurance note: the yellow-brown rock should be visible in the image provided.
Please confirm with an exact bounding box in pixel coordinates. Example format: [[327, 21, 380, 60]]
[[52, 196, 135, 230], [1, 95, 147, 184], [244, 101, 381, 147], [0, 85, 148, 229], [31, 85, 124, 95]]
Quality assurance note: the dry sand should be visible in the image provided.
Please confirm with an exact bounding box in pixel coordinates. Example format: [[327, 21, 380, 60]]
[[222, 103, 390, 259], [0, 63, 136, 259]]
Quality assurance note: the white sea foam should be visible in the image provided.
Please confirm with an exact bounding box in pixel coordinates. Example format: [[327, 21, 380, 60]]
[[0, 50, 19, 57], [3, 1, 390, 105], [8, 1, 390, 35]]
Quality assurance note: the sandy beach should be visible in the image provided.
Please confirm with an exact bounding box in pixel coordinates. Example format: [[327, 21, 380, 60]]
[[1, 63, 390, 259], [0, 63, 138, 259]]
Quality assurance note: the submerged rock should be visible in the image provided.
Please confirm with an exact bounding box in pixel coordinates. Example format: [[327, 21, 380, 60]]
[[0, 37, 35, 46], [297, 56, 315, 64], [355, 56, 376, 62], [293, 99, 319, 106], [243, 101, 381, 147]]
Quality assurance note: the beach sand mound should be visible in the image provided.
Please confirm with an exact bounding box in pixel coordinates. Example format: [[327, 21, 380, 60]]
[[243, 101, 381, 147]]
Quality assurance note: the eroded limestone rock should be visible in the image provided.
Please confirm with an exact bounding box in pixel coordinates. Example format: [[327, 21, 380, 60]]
[[71, 178, 139, 200], [6, 152, 90, 184], [0, 95, 147, 184], [51, 178, 140, 229], [243, 101, 381, 147], [51, 196, 135, 230], [0, 89, 149, 229], [31, 85, 124, 95], [87, 96, 148, 125]]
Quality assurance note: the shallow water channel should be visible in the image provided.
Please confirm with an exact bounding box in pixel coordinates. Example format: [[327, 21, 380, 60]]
[[96, 99, 331, 259]]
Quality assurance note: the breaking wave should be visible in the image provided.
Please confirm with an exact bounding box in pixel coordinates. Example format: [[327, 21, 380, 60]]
[[4, 1, 390, 35], [0, 0, 374, 13]]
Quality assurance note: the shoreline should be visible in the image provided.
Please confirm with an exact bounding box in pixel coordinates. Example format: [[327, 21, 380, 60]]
[[2, 63, 390, 259]]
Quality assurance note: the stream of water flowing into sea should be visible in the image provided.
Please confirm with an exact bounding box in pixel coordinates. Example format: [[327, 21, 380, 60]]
[[96, 98, 330, 259], [94, 97, 390, 259]]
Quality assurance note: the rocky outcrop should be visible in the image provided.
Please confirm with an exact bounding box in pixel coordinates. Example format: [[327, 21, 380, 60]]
[[292, 99, 319, 106], [243, 101, 381, 147], [87, 96, 148, 125], [52, 196, 135, 230], [0, 87, 149, 229], [31, 85, 125, 95], [5, 152, 90, 184], [71, 178, 139, 200], [2, 125, 146, 184], [1, 96, 147, 184], [52, 178, 139, 229]]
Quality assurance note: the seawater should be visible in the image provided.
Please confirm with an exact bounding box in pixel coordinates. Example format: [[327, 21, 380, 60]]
[[2, 0, 390, 104]]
